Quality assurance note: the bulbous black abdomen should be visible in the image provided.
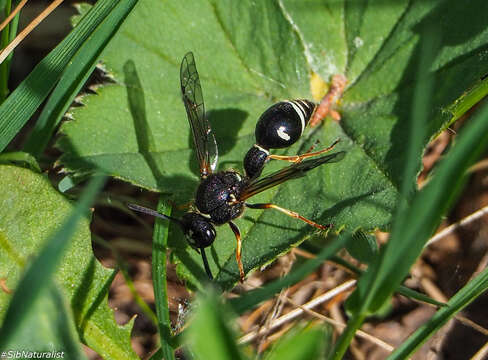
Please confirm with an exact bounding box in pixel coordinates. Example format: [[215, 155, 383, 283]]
[[194, 171, 246, 224], [255, 100, 315, 149]]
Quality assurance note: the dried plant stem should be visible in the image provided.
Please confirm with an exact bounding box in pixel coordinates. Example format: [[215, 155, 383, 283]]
[[284, 296, 395, 353], [471, 341, 488, 360], [238, 280, 356, 344], [469, 158, 488, 173], [455, 314, 488, 337], [0, 0, 27, 33], [238, 279, 394, 352], [0, 0, 64, 64], [426, 204, 488, 247]]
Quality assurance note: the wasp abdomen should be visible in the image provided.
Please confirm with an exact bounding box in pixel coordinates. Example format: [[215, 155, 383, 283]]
[[255, 99, 315, 149]]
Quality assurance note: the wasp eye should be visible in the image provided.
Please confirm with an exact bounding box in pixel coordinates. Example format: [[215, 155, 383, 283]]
[[181, 212, 216, 248]]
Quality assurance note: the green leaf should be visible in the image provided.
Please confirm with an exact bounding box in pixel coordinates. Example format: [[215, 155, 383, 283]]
[[57, 0, 488, 287], [0, 173, 105, 347], [0, 166, 138, 359], [1, 284, 87, 359], [345, 229, 378, 264], [264, 323, 332, 360], [186, 293, 247, 360]]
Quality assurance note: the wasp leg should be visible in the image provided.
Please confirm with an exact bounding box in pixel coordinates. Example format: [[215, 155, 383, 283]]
[[229, 221, 245, 281], [200, 247, 214, 280], [268, 138, 340, 163], [310, 74, 347, 127], [246, 203, 331, 231]]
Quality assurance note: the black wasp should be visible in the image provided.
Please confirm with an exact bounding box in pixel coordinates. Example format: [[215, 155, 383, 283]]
[[129, 52, 345, 281], [243, 100, 339, 178]]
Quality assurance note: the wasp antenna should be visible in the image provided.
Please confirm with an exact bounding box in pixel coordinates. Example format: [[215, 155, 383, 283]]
[[200, 247, 214, 280], [128, 203, 181, 224]]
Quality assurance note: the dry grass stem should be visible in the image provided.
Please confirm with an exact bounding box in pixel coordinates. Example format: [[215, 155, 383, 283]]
[[285, 297, 395, 352], [238, 279, 356, 344], [0, 0, 28, 33], [0, 0, 64, 64], [426, 204, 488, 247], [471, 341, 488, 360]]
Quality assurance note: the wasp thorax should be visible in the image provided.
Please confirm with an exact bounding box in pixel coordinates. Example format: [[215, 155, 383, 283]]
[[195, 171, 246, 225], [180, 212, 216, 248]]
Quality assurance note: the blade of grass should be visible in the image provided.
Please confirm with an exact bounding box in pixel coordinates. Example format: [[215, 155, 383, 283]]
[[0, 0, 12, 101], [0, 151, 41, 172], [0, 0, 126, 152], [187, 293, 247, 360], [333, 95, 488, 360], [327, 255, 446, 308], [446, 76, 488, 125], [388, 267, 488, 359], [332, 27, 488, 358], [0, 174, 106, 348], [93, 234, 158, 325], [23, 0, 139, 154], [263, 323, 332, 360], [2, 282, 88, 358], [5, 0, 20, 76], [230, 231, 352, 314], [152, 197, 176, 360], [341, 27, 438, 315]]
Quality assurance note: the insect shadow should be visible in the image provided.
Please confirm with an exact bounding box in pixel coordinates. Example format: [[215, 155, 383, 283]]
[[187, 108, 247, 176], [124, 60, 197, 199], [123, 60, 163, 185]]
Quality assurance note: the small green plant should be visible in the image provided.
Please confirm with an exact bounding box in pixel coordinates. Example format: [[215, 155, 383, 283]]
[[0, 0, 487, 359]]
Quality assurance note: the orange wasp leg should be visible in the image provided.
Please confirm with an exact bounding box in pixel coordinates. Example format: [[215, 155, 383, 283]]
[[246, 203, 331, 231], [229, 221, 245, 282], [268, 138, 340, 163]]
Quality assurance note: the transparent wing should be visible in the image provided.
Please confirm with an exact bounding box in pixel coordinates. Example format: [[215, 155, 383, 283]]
[[239, 152, 346, 200], [180, 52, 218, 177]]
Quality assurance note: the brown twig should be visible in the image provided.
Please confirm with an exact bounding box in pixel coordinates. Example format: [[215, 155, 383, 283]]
[[425, 204, 488, 247], [0, 0, 64, 64], [285, 296, 395, 353], [0, 0, 28, 33], [238, 280, 356, 344], [310, 74, 347, 127], [470, 341, 488, 360]]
